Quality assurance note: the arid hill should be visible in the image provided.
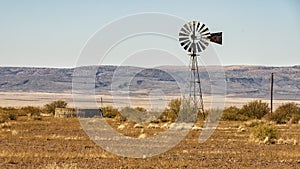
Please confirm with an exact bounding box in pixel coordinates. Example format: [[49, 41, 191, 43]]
[[0, 65, 299, 100]]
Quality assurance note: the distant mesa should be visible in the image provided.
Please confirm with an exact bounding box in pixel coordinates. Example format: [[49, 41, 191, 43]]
[[0, 65, 299, 100]]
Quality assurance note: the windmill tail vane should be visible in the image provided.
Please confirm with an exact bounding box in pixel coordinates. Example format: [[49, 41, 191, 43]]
[[209, 32, 222, 45]]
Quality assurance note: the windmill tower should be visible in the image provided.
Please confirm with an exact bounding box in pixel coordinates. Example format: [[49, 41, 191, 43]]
[[179, 21, 222, 115]]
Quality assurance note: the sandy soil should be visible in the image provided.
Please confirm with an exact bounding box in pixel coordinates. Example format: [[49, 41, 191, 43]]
[[0, 117, 299, 168]]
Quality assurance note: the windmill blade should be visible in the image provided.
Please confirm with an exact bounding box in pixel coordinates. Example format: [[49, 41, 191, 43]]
[[180, 39, 190, 47], [196, 42, 202, 53], [179, 37, 189, 42], [209, 32, 222, 45], [200, 39, 209, 47], [198, 41, 207, 51], [183, 41, 191, 50], [196, 22, 201, 32], [184, 24, 191, 32], [201, 31, 210, 37], [187, 42, 193, 52], [199, 23, 205, 33]]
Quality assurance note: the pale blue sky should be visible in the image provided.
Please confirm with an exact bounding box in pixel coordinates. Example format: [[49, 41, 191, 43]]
[[0, 0, 299, 67]]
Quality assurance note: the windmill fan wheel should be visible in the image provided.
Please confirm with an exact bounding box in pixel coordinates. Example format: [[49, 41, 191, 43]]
[[179, 21, 211, 53]]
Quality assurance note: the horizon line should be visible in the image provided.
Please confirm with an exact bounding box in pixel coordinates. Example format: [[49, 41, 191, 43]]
[[0, 64, 299, 69]]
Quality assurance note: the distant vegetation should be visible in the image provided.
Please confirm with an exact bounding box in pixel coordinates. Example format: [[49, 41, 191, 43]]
[[20, 106, 42, 116], [222, 100, 300, 124], [0, 107, 18, 123], [102, 106, 119, 118], [0, 100, 68, 123], [0, 99, 299, 125], [240, 100, 270, 119], [222, 106, 248, 121], [44, 100, 68, 115], [250, 124, 278, 143], [159, 98, 182, 122], [222, 100, 270, 121], [264, 102, 300, 124]]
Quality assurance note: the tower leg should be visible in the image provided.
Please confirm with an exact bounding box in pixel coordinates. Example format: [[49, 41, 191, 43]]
[[189, 52, 205, 118], [195, 57, 205, 116]]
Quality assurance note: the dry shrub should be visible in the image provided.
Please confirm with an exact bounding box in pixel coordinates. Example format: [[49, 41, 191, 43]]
[[20, 106, 42, 116], [0, 107, 18, 121], [178, 98, 199, 122], [264, 102, 300, 124], [222, 100, 269, 121], [159, 98, 181, 122], [240, 100, 270, 119], [159, 98, 202, 122], [120, 107, 144, 122], [7, 112, 17, 120], [102, 106, 120, 118], [44, 100, 68, 115], [134, 107, 147, 112], [120, 107, 163, 123], [222, 106, 248, 121], [250, 124, 278, 142], [206, 108, 223, 123]]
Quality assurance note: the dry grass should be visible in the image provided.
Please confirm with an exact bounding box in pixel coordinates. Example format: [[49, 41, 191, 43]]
[[0, 117, 299, 168]]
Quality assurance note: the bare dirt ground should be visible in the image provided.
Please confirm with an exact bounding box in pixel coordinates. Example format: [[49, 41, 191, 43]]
[[1, 116, 299, 169]]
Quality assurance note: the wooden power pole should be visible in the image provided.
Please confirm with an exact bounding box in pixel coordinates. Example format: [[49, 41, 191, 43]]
[[270, 73, 274, 113]]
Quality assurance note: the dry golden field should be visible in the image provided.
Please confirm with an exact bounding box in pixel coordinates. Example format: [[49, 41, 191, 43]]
[[1, 116, 300, 169]]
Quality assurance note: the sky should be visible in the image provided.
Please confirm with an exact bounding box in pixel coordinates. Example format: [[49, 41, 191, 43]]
[[0, 0, 299, 68]]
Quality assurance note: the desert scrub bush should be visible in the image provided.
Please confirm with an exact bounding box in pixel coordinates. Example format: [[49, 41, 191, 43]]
[[102, 106, 120, 118], [7, 112, 17, 120], [44, 100, 68, 114], [120, 107, 142, 122], [0, 107, 18, 121], [159, 98, 181, 122], [177, 98, 200, 122], [159, 98, 203, 122], [0, 113, 16, 122], [120, 107, 157, 122], [222, 106, 248, 121], [264, 102, 300, 124], [250, 124, 278, 143], [205, 108, 223, 123], [14, 106, 43, 120], [240, 100, 270, 119], [134, 107, 147, 112], [20, 106, 42, 116], [1, 107, 18, 116]]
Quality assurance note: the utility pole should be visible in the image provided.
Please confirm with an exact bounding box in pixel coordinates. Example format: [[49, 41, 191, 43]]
[[270, 73, 274, 113]]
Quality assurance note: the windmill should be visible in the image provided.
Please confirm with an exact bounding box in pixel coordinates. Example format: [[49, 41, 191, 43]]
[[179, 21, 222, 116]]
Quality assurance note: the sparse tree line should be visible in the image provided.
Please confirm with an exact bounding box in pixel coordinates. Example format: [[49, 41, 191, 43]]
[[222, 100, 300, 124], [1, 99, 300, 125], [0, 100, 68, 122]]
